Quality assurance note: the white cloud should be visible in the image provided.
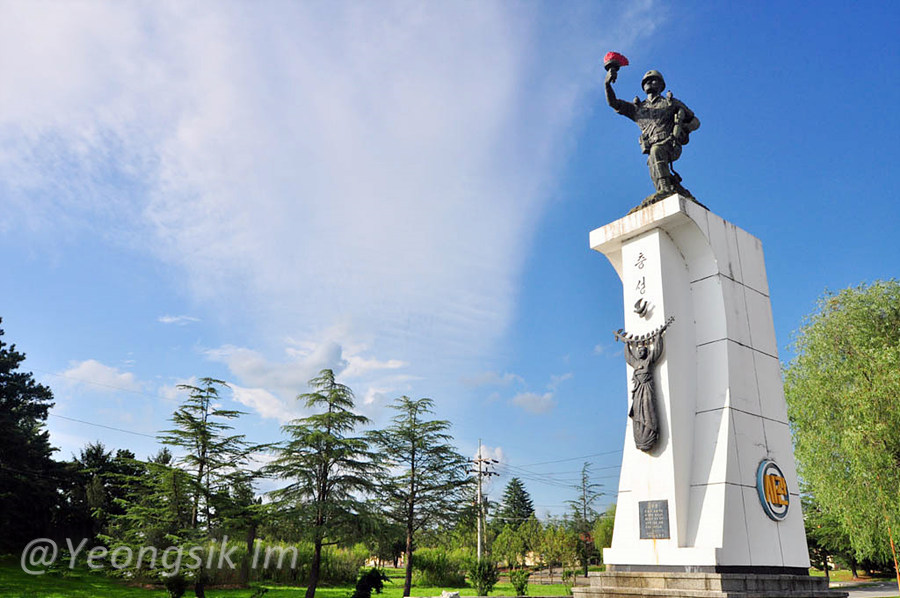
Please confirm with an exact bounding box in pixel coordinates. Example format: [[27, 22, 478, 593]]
[[207, 340, 412, 419], [158, 315, 200, 325], [548, 372, 573, 391], [159, 377, 197, 403], [206, 342, 349, 401], [60, 359, 141, 393], [472, 444, 505, 492], [342, 356, 407, 381], [594, 342, 617, 357], [0, 2, 662, 385], [461, 371, 524, 388], [510, 391, 556, 414], [474, 444, 505, 463], [231, 384, 298, 423], [507, 371, 571, 414]]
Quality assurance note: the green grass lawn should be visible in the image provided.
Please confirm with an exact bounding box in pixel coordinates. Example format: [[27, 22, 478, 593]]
[[809, 568, 897, 583], [0, 559, 570, 597]]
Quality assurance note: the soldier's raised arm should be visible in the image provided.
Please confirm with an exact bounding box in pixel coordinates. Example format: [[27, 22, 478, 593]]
[[605, 69, 636, 120]]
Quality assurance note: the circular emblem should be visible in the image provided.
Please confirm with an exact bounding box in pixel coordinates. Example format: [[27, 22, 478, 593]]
[[756, 460, 789, 521]]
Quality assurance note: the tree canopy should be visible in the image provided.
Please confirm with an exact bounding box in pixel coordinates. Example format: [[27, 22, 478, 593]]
[[161, 378, 254, 531], [0, 319, 60, 550], [785, 280, 900, 567], [566, 462, 603, 575], [268, 369, 380, 598], [369, 396, 470, 597], [495, 477, 535, 529]]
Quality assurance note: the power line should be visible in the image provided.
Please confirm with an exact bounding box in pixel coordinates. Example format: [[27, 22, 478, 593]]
[[49, 413, 158, 439], [514, 449, 623, 468], [493, 461, 621, 490]]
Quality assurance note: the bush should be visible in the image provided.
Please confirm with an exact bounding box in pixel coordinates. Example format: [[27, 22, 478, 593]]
[[467, 558, 498, 596], [412, 548, 467, 587], [163, 573, 189, 598], [509, 569, 530, 596], [562, 569, 576, 595], [321, 543, 370, 586], [243, 540, 367, 586], [351, 567, 390, 598]]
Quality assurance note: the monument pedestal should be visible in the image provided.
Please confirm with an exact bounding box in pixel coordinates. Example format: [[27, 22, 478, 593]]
[[577, 570, 839, 598], [573, 196, 845, 598]]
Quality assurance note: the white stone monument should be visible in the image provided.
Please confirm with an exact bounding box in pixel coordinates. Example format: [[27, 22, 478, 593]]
[[573, 196, 845, 597]]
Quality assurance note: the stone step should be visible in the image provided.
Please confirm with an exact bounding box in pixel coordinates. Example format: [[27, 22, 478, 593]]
[[571, 572, 847, 598], [574, 589, 844, 598]]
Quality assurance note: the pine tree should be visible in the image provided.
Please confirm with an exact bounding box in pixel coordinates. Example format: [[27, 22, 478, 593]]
[[566, 462, 602, 576], [105, 447, 193, 550], [0, 319, 61, 550], [161, 378, 254, 531], [495, 477, 535, 529], [369, 396, 470, 597], [268, 369, 380, 598], [71, 442, 146, 538]]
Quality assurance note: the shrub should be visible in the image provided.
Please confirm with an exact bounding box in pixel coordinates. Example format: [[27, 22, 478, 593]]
[[562, 569, 576, 595], [246, 540, 367, 586], [163, 573, 189, 598], [321, 543, 370, 586], [351, 567, 390, 598], [412, 548, 467, 587], [467, 558, 499, 596], [509, 569, 530, 596]]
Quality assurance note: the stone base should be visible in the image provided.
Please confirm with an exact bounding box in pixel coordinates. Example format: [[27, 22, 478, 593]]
[[572, 571, 848, 598]]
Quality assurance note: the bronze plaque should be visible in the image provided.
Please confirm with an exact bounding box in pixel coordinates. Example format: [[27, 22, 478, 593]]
[[639, 500, 670, 539]]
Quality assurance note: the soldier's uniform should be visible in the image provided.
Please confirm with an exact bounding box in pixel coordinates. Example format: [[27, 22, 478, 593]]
[[607, 70, 699, 196]]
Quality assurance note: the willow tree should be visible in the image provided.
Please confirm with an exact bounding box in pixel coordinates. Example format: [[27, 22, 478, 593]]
[[785, 280, 900, 574], [268, 369, 380, 598], [369, 396, 470, 597]]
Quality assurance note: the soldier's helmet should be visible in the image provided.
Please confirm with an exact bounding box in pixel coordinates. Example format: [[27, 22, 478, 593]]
[[641, 70, 665, 89]]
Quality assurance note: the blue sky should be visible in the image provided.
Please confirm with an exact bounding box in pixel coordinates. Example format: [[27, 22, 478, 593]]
[[2, 1, 898, 518]]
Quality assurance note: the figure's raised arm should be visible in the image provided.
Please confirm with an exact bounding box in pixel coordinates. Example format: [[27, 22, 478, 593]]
[[650, 334, 664, 363], [605, 69, 636, 120], [624, 342, 639, 368]]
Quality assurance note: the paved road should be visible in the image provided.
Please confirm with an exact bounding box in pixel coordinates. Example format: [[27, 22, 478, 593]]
[[842, 581, 900, 598]]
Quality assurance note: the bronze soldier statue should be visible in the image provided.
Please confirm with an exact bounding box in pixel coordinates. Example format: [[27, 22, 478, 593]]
[[605, 66, 700, 209]]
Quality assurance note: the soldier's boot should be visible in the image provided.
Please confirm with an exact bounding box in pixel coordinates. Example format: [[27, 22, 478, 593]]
[[653, 174, 675, 195], [649, 157, 675, 195]]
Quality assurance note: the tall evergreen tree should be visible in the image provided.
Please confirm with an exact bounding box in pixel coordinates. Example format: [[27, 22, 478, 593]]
[[268, 369, 380, 598], [495, 477, 535, 529], [105, 447, 193, 550], [0, 319, 60, 550], [161, 378, 253, 531], [369, 396, 470, 597], [69, 442, 147, 538], [566, 462, 602, 576]]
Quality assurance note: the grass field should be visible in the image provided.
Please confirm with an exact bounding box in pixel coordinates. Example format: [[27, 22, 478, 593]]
[[0, 558, 571, 598], [4, 559, 898, 598], [809, 568, 898, 583]]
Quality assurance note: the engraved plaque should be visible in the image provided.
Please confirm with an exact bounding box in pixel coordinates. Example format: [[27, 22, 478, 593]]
[[639, 500, 670, 539]]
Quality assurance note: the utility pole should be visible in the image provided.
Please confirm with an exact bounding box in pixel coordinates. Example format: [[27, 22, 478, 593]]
[[469, 439, 499, 560]]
